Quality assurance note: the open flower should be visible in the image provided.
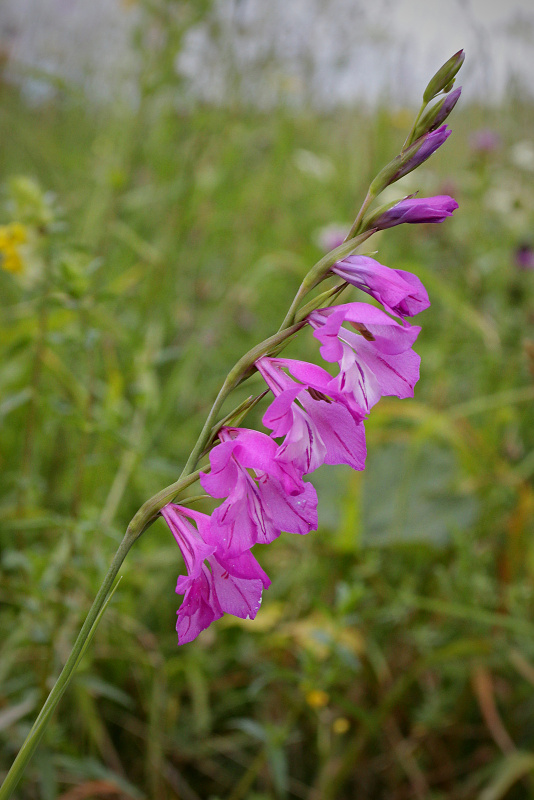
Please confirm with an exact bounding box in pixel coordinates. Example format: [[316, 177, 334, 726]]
[[330, 255, 430, 318], [308, 303, 421, 418], [161, 504, 270, 644], [257, 357, 366, 473], [200, 428, 318, 555]]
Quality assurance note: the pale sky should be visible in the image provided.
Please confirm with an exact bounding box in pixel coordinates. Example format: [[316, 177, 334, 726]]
[[2, 0, 534, 105]]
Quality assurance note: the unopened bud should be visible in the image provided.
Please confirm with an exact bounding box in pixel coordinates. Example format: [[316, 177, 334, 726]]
[[364, 194, 458, 230], [370, 126, 451, 194], [423, 50, 465, 104], [413, 87, 461, 139]]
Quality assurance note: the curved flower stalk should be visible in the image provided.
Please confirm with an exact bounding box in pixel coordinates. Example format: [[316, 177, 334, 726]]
[[0, 50, 465, 799]]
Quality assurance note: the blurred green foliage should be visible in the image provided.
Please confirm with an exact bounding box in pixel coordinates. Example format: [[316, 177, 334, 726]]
[[1, 6, 534, 798]]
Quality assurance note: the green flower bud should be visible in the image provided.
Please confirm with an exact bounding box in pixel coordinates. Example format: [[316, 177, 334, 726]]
[[422, 50, 465, 104]]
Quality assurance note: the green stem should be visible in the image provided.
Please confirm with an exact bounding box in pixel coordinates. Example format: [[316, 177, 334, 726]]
[[180, 322, 305, 478], [0, 467, 201, 800], [403, 101, 427, 149], [0, 223, 370, 799], [279, 230, 376, 330], [0, 532, 133, 800], [345, 189, 374, 240]]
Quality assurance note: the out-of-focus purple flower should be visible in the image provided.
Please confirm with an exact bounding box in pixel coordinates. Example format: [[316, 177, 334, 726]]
[[200, 428, 317, 555], [369, 196, 458, 231], [315, 223, 348, 252], [330, 255, 430, 318], [515, 243, 534, 270], [257, 357, 366, 473], [160, 504, 270, 644], [308, 303, 421, 419], [470, 129, 501, 154]]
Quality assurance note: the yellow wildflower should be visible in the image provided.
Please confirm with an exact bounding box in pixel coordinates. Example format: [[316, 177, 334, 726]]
[[0, 223, 27, 274], [332, 717, 350, 735], [306, 689, 329, 709]]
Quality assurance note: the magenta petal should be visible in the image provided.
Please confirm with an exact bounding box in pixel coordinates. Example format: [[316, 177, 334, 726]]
[[268, 358, 335, 390], [175, 566, 222, 645], [331, 256, 430, 319], [310, 303, 420, 359], [272, 392, 327, 474], [390, 269, 430, 317], [356, 338, 421, 400], [307, 303, 422, 417], [216, 549, 271, 586], [211, 550, 270, 619], [212, 481, 272, 554], [262, 385, 303, 438], [200, 440, 239, 497], [258, 357, 368, 473], [300, 394, 367, 470], [259, 478, 318, 537], [328, 335, 421, 414], [373, 195, 458, 229], [227, 428, 279, 468], [227, 427, 303, 494], [161, 504, 216, 580]]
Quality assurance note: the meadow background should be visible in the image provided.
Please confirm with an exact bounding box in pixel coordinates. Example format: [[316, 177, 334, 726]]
[[1, 2, 534, 799]]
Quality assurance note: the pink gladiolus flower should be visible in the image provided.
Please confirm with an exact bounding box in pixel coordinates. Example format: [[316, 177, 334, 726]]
[[308, 303, 421, 418], [371, 196, 458, 230], [331, 255, 430, 318], [200, 428, 317, 555], [161, 504, 270, 645], [257, 356, 366, 473]]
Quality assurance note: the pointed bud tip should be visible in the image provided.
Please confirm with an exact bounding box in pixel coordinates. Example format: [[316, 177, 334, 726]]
[[423, 49, 466, 103]]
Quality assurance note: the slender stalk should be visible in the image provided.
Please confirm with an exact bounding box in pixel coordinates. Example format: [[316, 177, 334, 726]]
[[0, 532, 133, 800], [345, 189, 374, 241], [180, 322, 305, 478], [0, 224, 367, 799], [0, 465, 202, 800], [279, 230, 376, 330], [403, 101, 427, 149]]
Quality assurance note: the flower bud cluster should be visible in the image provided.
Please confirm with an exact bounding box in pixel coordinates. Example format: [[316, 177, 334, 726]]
[[364, 51, 464, 209]]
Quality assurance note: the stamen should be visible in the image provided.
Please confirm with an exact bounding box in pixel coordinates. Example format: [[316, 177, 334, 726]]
[[348, 321, 375, 341], [308, 388, 333, 403]]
